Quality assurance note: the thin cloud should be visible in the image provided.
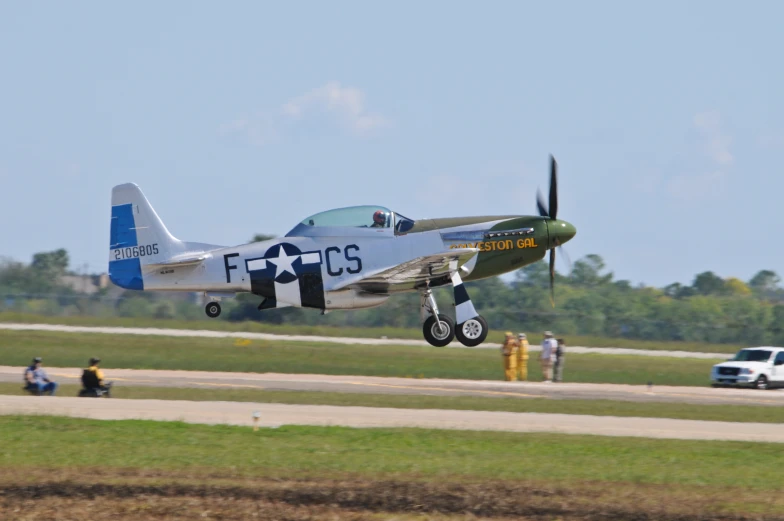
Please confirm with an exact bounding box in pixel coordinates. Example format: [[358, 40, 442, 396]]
[[218, 82, 387, 146], [759, 134, 784, 149], [217, 114, 278, 147], [693, 110, 733, 165], [664, 111, 733, 202], [631, 168, 662, 195], [282, 81, 387, 134], [667, 170, 726, 201], [415, 163, 538, 214], [64, 162, 81, 180]]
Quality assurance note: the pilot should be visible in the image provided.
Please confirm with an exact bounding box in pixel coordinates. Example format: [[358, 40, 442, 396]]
[[371, 210, 387, 228]]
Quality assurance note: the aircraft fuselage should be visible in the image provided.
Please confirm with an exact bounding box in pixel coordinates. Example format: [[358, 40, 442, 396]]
[[117, 214, 575, 311]]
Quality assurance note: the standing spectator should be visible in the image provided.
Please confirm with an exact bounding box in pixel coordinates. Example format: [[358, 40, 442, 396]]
[[516, 333, 529, 381], [540, 331, 557, 382], [554, 338, 566, 382], [23, 357, 58, 396], [500, 332, 518, 381]]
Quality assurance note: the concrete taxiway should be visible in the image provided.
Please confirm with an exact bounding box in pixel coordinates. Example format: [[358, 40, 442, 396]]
[[2, 366, 781, 407], [1, 395, 781, 443], [0, 322, 731, 359]]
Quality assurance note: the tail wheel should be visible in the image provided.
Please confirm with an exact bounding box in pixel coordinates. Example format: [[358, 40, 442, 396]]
[[455, 315, 489, 347], [423, 314, 455, 347], [205, 302, 222, 318], [754, 375, 769, 390]]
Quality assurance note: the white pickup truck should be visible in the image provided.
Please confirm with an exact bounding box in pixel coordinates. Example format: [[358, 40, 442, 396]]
[[711, 347, 784, 390]]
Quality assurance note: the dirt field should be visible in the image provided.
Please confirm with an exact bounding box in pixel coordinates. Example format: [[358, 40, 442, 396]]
[[2, 469, 783, 521]]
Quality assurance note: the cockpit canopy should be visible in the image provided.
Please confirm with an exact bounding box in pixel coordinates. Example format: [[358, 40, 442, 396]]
[[286, 205, 415, 237]]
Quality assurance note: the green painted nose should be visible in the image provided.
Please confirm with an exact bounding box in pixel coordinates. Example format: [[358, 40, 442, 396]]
[[549, 219, 576, 247]]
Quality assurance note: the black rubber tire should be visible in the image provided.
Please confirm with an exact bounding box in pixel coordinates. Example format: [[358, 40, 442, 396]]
[[754, 375, 769, 390], [205, 301, 222, 318], [455, 315, 489, 347], [423, 314, 455, 347]]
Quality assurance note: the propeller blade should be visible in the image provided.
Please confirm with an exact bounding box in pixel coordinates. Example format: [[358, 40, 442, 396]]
[[536, 189, 548, 217], [549, 248, 556, 307], [549, 155, 558, 220], [559, 245, 572, 274]]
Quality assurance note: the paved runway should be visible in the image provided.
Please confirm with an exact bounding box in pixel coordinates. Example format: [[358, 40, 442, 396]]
[[3, 366, 782, 407], [0, 322, 730, 359], [1, 395, 781, 443]]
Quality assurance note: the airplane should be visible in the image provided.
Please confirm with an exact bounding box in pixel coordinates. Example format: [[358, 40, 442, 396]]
[[108, 156, 576, 347]]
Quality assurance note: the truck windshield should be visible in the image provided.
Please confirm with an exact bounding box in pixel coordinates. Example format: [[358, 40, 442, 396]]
[[732, 349, 772, 362]]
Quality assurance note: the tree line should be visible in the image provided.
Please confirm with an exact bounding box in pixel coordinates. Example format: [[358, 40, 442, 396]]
[[2, 246, 784, 345]]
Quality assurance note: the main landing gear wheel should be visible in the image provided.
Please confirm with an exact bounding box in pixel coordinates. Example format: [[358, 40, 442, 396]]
[[205, 301, 222, 318], [455, 315, 488, 347], [423, 314, 455, 347]]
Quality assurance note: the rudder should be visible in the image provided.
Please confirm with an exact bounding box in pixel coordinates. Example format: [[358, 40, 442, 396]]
[[109, 183, 179, 290]]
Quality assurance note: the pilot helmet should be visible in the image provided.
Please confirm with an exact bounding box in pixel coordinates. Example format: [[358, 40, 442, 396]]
[[373, 210, 386, 225]]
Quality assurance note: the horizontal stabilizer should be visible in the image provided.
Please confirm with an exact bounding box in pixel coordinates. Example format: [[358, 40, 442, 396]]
[[146, 253, 209, 268]]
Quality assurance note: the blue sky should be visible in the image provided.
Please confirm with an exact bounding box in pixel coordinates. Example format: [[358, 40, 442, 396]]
[[1, 0, 783, 287]]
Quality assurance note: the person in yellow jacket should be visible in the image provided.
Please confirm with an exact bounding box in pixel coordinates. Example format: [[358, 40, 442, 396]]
[[501, 332, 518, 381], [79, 357, 113, 397], [516, 333, 530, 381]]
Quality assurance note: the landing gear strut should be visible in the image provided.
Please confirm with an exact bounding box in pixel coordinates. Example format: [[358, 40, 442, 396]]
[[205, 301, 222, 318], [421, 289, 455, 347], [419, 269, 490, 347]]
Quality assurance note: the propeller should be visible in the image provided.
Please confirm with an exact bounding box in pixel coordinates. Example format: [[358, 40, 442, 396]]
[[536, 156, 558, 220], [536, 155, 569, 307]]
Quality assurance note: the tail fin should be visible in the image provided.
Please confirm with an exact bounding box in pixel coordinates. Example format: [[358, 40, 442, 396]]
[[108, 183, 181, 290]]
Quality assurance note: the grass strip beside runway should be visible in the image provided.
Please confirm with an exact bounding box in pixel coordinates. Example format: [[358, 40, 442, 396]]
[[0, 330, 721, 385], [2, 415, 783, 490], [2, 383, 782, 424], [0, 311, 743, 353], [3, 416, 783, 519]]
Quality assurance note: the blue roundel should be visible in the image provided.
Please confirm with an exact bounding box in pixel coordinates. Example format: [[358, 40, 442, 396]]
[[264, 242, 303, 284]]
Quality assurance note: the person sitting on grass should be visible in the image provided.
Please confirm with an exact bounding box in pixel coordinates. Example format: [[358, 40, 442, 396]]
[[23, 357, 58, 396], [80, 357, 112, 397]]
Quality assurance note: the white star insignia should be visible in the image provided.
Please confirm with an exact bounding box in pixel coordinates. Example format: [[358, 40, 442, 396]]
[[268, 250, 298, 278]]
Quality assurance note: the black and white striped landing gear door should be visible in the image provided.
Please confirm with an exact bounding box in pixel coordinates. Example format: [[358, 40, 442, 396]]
[[450, 262, 489, 347]]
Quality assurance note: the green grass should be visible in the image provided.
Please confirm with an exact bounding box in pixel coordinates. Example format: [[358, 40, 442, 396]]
[[0, 311, 743, 353], [4, 383, 783, 424], [0, 330, 721, 385], [2, 415, 783, 489]]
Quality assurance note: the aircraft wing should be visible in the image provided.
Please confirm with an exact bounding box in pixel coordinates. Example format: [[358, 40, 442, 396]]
[[330, 248, 479, 292]]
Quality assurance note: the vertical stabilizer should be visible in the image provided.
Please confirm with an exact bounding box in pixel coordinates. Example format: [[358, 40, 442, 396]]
[[108, 183, 181, 290]]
